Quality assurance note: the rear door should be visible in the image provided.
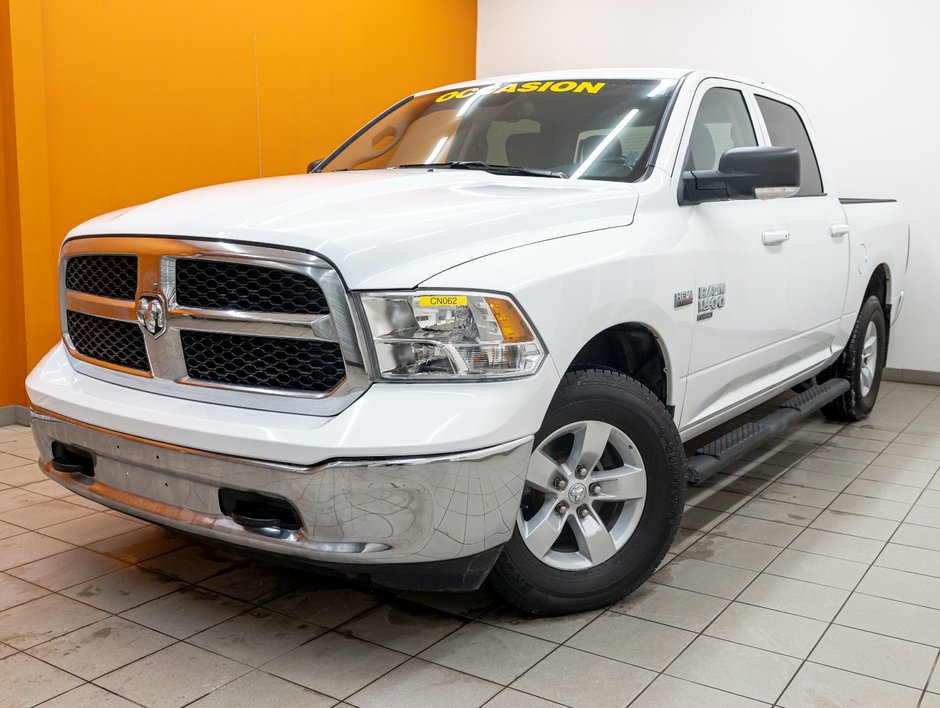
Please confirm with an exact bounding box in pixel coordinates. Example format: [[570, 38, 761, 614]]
[[752, 94, 849, 365], [678, 81, 792, 431]]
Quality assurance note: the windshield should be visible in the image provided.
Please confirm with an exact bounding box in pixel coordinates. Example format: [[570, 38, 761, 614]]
[[319, 78, 679, 181]]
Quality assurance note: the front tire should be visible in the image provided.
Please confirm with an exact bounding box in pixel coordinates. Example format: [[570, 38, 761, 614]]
[[822, 295, 887, 422], [488, 367, 685, 615]]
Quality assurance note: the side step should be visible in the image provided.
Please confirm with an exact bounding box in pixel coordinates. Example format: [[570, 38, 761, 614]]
[[686, 379, 850, 484]]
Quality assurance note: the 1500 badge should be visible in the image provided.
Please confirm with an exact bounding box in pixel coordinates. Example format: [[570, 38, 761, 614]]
[[696, 283, 726, 321]]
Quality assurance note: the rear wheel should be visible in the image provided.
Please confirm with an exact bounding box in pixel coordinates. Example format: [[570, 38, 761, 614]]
[[488, 367, 685, 615], [822, 295, 886, 421]]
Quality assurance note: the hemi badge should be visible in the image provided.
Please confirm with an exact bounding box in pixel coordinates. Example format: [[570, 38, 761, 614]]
[[674, 290, 693, 308]]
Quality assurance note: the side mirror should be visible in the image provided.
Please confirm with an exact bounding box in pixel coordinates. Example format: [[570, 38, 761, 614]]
[[307, 159, 324, 174], [680, 146, 800, 205]]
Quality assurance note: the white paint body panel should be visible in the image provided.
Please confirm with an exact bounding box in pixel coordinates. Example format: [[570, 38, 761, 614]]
[[30, 69, 909, 462]]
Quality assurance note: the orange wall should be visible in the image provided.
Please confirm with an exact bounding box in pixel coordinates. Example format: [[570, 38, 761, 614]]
[[1, 0, 477, 406]]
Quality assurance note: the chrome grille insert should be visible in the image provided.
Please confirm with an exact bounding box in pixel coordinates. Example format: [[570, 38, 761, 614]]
[[59, 237, 370, 416], [65, 255, 138, 300]]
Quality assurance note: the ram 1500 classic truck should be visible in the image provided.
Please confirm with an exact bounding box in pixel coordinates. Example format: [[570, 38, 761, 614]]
[[27, 69, 909, 615]]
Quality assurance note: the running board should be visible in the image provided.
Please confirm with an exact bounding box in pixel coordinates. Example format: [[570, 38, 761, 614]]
[[686, 378, 850, 484]]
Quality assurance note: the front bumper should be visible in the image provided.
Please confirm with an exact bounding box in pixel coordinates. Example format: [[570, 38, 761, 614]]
[[31, 409, 532, 589]]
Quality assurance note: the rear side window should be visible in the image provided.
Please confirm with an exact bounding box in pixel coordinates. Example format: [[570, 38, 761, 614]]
[[756, 96, 823, 196], [685, 88, 757, 171]]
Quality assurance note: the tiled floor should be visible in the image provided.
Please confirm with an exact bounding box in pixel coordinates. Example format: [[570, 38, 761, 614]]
[[2, 382, 940, 707]]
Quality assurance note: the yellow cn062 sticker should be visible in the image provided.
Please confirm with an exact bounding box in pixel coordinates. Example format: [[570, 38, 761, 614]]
[[418, 295, 468, 307]]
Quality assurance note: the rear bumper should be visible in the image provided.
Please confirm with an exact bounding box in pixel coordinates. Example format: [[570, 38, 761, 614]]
[[31, 409, 532, 589]]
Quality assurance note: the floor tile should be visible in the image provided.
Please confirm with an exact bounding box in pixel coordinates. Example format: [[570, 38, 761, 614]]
[[63, 565, 187, 613], [857, 565, 940, 610], [649, 556, 757, 600], [189, 607, 325, 666], [788, 528, 884, 564], [884, 441, 940, 461], [263, 586, 380, 628], [871, 453, 939, 474], [809, 445, 878, 465], [39, 683, 139, 707], [139, 544, 241, 583], [735, 498, 820, 526], [566, 611, 695, 671], [398, 588, 497, 619], [95, 642, 251, 708], [0, 488, 49, 513], [0, 652, 83, 708], [420, 621, 554, 684], [510, 646, 655, 707], [666, 635, 800, 703], [350, 657, 501, 708], [711, 514, 802, 547], [0, 531, 73, 570], [120, 586, 252, 639], [476, 604, 600, 644], [7, 547, 127, 591], [892, 522, 940, 551], [188, 670, 334, 707], [760, 482, 838, 508], [0, 593, 108, 649], [0, 499, 92, 529], [828, 433, 889, 453], [668, 527, 703, 554], [27, 615, 174, 680], [875, 543, 940, 578], [704, 601, 827, 658], [631, 674, 766, 708], [809, 624, 938, 688], [860, 465, 933, 488], [836, 592, 940, 646], [484, 687, 563, 707], [778, 662, 921, 708], [765, 548, 868, 590], [21, 479, 72, 499], [776, 466, 852, 492], [679, 505, 729, 532], [86, 525, 191, 563], [828, 493, 912, 520], [845, 479, 922, 503], [266, 631, 407, 698], [0, 572, 48, 611], [791, 455, 866, 477], [809, 509, 899, 540], [908, 504, 940, 528], [0, 464, 45, 487], [684, 488, 748, 513], [39, 512, 143, 546], [338, 603, 463, 655], [196, 563, 303, 604], [0, 520, 24, 541], [736, 574, 849, 622], [611, 581, 728, 632], [682, 534, 781, 571]]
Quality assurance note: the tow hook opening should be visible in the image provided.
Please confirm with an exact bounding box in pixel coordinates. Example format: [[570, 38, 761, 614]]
[[50, 441, 95, 479], [218, 488, 303, 533]]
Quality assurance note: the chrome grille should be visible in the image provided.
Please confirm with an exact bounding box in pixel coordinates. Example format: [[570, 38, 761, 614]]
[[175, 259, 330, 315], [66, 311, 149, 371], [65, 255, 138, 300], [180, 331, 345, 392], [59, 237, 369, 415]]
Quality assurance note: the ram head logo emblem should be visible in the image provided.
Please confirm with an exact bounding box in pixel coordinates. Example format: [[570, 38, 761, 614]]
[[136, 296, 167, 338]]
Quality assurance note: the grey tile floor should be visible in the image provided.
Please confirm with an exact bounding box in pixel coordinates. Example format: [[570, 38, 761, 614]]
[[1, 382, 940, 706]]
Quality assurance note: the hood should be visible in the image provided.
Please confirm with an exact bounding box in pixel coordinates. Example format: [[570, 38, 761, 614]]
[[70, 170, 639, 289]]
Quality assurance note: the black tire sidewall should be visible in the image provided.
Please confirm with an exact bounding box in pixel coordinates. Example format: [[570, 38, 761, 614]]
[[492, 369, 684, 612], [854, 297, 887, 414]]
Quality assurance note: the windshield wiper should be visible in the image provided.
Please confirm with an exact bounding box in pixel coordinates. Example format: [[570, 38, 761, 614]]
[[396, 161, 568, 179]]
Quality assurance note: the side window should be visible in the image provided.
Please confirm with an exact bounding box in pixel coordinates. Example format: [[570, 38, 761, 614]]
[[685, 88, 757, 171], [756, 95, 823, 196]]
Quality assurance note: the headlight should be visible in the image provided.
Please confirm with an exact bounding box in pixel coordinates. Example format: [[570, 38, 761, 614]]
[[359, 291, 545, 380]]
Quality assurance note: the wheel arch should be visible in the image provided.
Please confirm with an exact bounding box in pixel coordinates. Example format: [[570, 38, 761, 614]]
[[863, 263, 892, 341], [565, 323, 671, 408]]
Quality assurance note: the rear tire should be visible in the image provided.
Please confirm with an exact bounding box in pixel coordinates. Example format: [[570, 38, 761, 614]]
[[488, 367, 685, 616], [822, 295, 886, 422]]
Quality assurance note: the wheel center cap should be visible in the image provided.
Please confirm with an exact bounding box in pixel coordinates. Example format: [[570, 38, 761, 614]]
[[568, 482, 587, 504]]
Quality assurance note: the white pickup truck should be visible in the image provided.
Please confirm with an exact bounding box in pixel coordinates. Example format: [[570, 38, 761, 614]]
[[27, 69, 909, 615]]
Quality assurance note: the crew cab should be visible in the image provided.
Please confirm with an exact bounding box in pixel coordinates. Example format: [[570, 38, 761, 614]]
[[27, 69, 909, 615]]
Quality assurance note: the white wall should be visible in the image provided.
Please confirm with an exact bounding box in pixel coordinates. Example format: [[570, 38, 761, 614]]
[[477, 0, 940, 373]]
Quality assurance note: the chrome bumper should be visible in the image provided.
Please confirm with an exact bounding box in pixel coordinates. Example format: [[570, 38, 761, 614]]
[[31, 410, 532, 568]]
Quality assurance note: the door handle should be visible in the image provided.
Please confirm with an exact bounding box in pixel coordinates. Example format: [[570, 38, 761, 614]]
[[761, 229, 790, 246], [830, 224, 850, 237]]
